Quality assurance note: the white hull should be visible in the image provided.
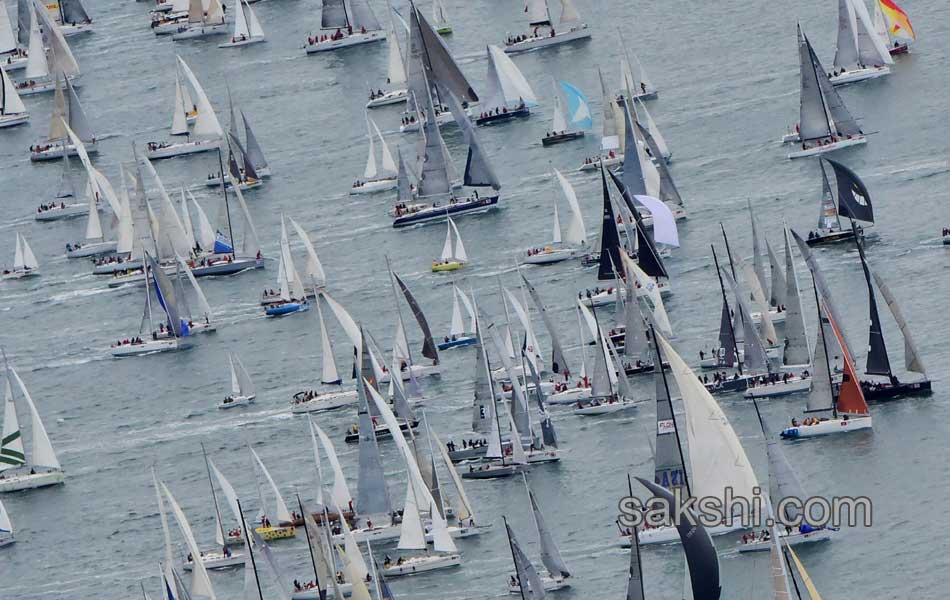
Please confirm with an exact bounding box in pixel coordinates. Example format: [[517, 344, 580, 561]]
[[829, 65, 890, 85], [497, 380, 554, 400], [546, 386, 592, 404], [0, 113, 29, 128], [572, 397, 641, 415], [699, 346, 780, 369], [0, 470, 65, 492], [525, 448, 560, 464], [399, 109, 456, 133], [350, 177, 397, 195], [367, 89, 408, 108], [219, 35, 266, 48], [31, 140, 98, 162], [67, 241, 117, 258], [578, 154, 622, 172], [523, 247, 583, 265], [183, 551, 245, 571], [111, 338, 192, 357], [218, 394, 255, 409], [622, 522, 746, 546], [787, 136, 866, 159], [60, 22, 94, 36], [580, 282, 672, 307], [742, 377, 812, 399], [503, 26, 591, 54], [1, 269, 39, 280], [14, 80, 58, 95], [305, 30, 386, 53], [1, 55, 28, 71], [382, 553, 461, 577], [92, 258, 141, 274], [378, 363, 440, 383], [751, 308, 786, 324], [736, 528, 836, 553], [780, 416, 872, 438], [292, 582, 354, 599], [290, 389, 358, 414], [35, 204, 89, 221], [509, 576, 570, 594], [171, 23, 229, 40], [146, 139, 221, 159], [333, 523, 483, 545]]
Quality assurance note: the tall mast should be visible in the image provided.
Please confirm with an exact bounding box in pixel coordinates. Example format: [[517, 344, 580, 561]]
[[649, 324, 691, 498], [385, 254, 415, 367], [711, 244, 743, 375], [502, 516, 528, 600], [811, 274, 837, 419], [237, 498, 265, 600], [588, 296, 614, 397], [296, 493, 324, 599], [216, 147, 236, 259], [201, 443, 227, 547]]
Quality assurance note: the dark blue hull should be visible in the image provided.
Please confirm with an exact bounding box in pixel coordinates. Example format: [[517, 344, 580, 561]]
[[437, 337, 477, 350], [393, 196, 499, 228], [265, 301, 310, 316]]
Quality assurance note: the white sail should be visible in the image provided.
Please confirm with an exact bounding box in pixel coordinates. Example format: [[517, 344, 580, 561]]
[[279, 215, 306, 300], [10, 368, 60, 471], [385, 24, 406, 85], [33, 1, 79, 77], [312, 419, 353, 511], [555, 169, 585, 247], [24, 9, 48, 80], [524, 0, 551, 25], [505, 289, 542, 371], [449, 217, 466, 261], [433, 432, 474, 522], [234, 354, 254, 397], [0, 498, 10, 537], [872, 0, 889, 47], [84, 185, 103, 241], [316, 299, 341, 384], [370, 117, 396, 174], [621, 253, 672, 337], [362, 115, 377, 179], [440, 221, 453, 261], [287, 217, 326, 287], [160, 482, 217, 600], [307, 418, 325, 507], [551, 79, 568, 132], [657, 336, 760, 506], [207, 458, 243, 525], [635, 99, 669, 159], [171, 71, 190, 136], [245, 0, 264, 37], [178, 190, 196, 251], [551, 202, 562, 244], [0, 66, 26, 115], [851, 0, 893, 65], [229, 354, 241, 396], [559, 0, 580, 24], [249, 447, 294, 524], [192, 195, 216, 252], [17, 235, 38, 270], [449, 289, 465, 337], [397, 476, 427, 550], [507, 411, 528, 464], [0, 2, 15, 54], [486, 45, 537, 108], [0, 377, 25, 472], [337, 518, 369, 584], [321, 292, 362, 349], [177, 56, 223, 138], [232, 0, 249, 38]]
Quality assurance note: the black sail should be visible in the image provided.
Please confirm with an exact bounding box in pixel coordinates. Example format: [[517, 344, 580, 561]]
[[392, 272, 439, 363], [597, 164, 624, 281], [606, 167, 668, 279], [854, 233, 892, 376], [824, 158, 874, 224]]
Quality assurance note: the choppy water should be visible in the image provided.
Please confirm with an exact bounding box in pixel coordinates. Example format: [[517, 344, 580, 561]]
[[2, 0, 950, 598]]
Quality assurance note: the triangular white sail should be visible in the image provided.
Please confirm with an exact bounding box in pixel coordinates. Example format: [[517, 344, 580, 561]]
[[483, 45, 537, 111], [0, 377, 25, 472], [551, 79, 568, 133], [233, 354, 254, 397], [249, 447, 294, 524], [288, 217, 326, 288], [0, 2, 15, 54], [10, 368, 60, 471], [386, 23, 406, 86], [244, 0, 264, 37], [449, 217, 467, 261], [171, 70, 190, 136], [551, 203, 562, 244], [0, 65, 26, 115], [635, 99, 669, 159], [161, 482, 217, 600], [555, 169, 585, 247], [311, 419, 353, 511], [370, 116, 396, 174], [363, 115, 377, 179], [24, 9, 48, 80], [229, 355, 241, 396], [177, 56, 223, 138], [176, 256, 214, 324], [449, 289, 465, 337]]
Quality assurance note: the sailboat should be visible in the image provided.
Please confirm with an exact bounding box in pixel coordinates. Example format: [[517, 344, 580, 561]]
[[29, 77, 96, 162], [578, 68, 623, 171], [366, 12, 408, 108], [523, 171, 587, 265], [0, 498, 13, 546], [786, 25, 867, 159], [170, 0, 227, 40], [0, 3, 28, 71], [805, 158, 871, 245], [828, 0, 892, 85], [15, 4, 80, 96], [111, 252, 194, 357], [66, 177, 116, 258], [506, 475, 571, 593], [44, 0, 93, 36], [351, 114, 398, 194], [438, 285, 477, 350], [541, 79, 590, 145], [248, 447, 298, 540], [146, 57, 222, 160], [572, 308, 638, 415], [304, 0, 385, 52], [219, 0, 264, 47], [432, 0, 451, 34], [0, 362, 65, 492], [475, 45, 536, 125], [503, 0, 591, 54], [617, 30, 657, 101], [431, 217, 468, 272], [780, 231, 872, 438], [219, 353, 255, 408], [0, 63, 27, 127], [873, 0, 915, 55], [378, 265, 441, 381], [265, 215, 312, 317], [2, 233, 39, 279], [34, 151, 89, 221]]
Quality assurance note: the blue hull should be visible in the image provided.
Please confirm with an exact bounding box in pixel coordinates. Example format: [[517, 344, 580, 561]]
[[393, 196, 499, 228], [266, 302, 310, 316], [438, 337, 477, 350]]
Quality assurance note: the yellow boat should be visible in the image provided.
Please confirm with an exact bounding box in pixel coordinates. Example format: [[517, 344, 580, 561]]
[[432, 260, 464, 273], [255, 525, 296, 540]]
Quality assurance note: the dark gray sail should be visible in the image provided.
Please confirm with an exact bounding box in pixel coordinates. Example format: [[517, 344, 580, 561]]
[[652, 338, 686, 491], [824, 158, 874, 223], [766, 239, 786, 308], [854, 234, 891, 376], [396, 149, 413, 203], [407, 3, 478, 104], [636, 478, 720, 600], [620, 100, 646, 197], [873, 273, 927, 376], [505, 522, 546, 600], [321, 0, 348, 29], [767, 437, 807, 524], [817, 161, 841, 231], [634, 120, 683, 207], [525, 480, 570, 578], [355, 330, 392, 518], [416, 85, 452, 198], [147, 253, 183, 337], [521, 273, 568, 374], [392, 272, 439, 363], [242, 112, 268, 172], [716, 300, 737, 368], [809, 34, 862, 137], [597, 165, 624, 281], [488, 328, 531, 445], [60, 0, 88, 25], [65, 78, 94, 142], [471, 314, 494, 433], [524, 350, 557, 448], [228, 131, 259, 181], [606, 167, 668, 279], [625, 521, 645, 600], [782, 228, 810, 366], [797, 25, 832, 143], [722, 270, 769, 373], [441, 86, 500, 189]]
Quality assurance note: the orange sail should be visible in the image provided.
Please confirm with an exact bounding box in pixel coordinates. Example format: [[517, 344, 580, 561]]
[[823, 300, 870, 416], [880, 0, 916, 40]]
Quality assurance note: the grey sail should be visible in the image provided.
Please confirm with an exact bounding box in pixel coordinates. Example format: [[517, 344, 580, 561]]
[[16, 0, 29, 47], [488, 327, 531, 446], [355, 330, 392, 518], [171, 567, 194, 600], [749, 202, 769, 297], [824, 158, 874, 223], [622, 293, 649, 364], [652, 338, 686, 490], [854, 236, 891, 377], [521, 273, 568, 374], [872, 272, 927, 376], [347, 0, 380, 31], [471, 315, 494, 433], [524, 352, 557, 448], [590, 325, 612, 398], [797, 26, 832, 142], [526, 480, 570, 578], [65, 79, 94, 142], [442, 86, 500, 189], [147, 253, 183, 337], [228, 132, 259, 181], [817, 161, 841, 231], [782, 229, 810, 366], [321, 0, 348, 29], [766, 437, 807, 524], [391, 375, 415, 421], [722, 270, 769, 373], [620, 100, 647, 197], [625, 523, 645, 600], [506, 522, 546, 600], [60, 0, 89, 25], [833, 0, 860, 71], [766, 239, 787, 308], [717, 300, 737, 368], [634, 120, 683, 207], [791, 229, 852, 352], [806, 306, 835, 412], [809, 36, 862, 137], [637, 478, 720, 600], [416, 86, 452, 198], [392, 272, 439, 363], [396, 149, 413, 203], [242, 112, 268, 171], [407, 4, 478, 104]]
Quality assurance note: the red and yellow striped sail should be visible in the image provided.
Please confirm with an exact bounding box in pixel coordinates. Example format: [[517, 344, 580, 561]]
[[880, 0, 916, 40]]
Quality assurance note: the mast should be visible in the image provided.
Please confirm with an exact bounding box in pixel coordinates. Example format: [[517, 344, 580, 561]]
[[216, 147, 236, 259], [237, 498, 265, 600], [503, 516, 528, 600], [144, 254, 154, 334], [711, 245, 742, 375], [385, 255, 414, 367], [811, 275, 837, 418], [202, 443, 228, 548], [850, 219, 892, 378], [588, 297, 614, 398], [296, 493, 324, 600], [649, 324, 691, 497]]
